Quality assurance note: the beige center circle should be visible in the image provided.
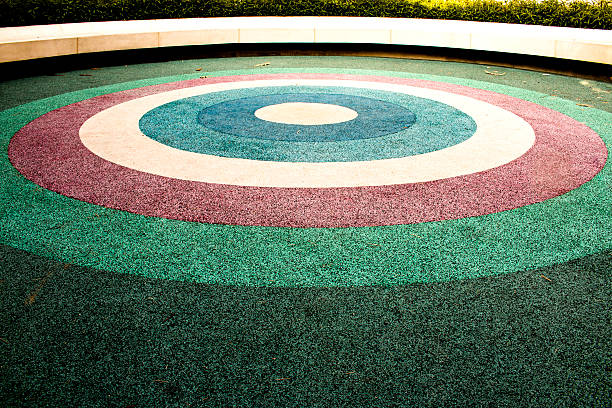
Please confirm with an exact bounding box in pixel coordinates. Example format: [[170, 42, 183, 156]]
[[254, 102, 358, 125]]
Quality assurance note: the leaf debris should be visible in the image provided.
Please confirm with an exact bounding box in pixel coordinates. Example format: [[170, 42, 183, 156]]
[[485, 70, 506, 76]]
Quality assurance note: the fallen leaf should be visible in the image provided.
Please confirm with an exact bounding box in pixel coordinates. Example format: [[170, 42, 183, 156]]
[[25, 270, 54, 305], [485, 70, 506, 76], [255, 62, 271, 67]]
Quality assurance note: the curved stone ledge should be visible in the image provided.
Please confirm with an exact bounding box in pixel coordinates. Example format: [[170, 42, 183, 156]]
[[0, 17, 610, 64]]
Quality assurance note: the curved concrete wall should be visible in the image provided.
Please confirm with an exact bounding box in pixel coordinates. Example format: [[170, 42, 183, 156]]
[[0, 17, 610, 65]]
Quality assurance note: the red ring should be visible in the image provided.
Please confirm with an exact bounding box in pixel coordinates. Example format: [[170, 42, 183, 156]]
[[8, 74, 607, 227]]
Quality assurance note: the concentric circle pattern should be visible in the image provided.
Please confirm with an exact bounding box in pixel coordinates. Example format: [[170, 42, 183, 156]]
[[2, 67, 609, 287]]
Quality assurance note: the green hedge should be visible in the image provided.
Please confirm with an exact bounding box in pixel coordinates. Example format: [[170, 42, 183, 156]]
[[0, 0, 610, 29]]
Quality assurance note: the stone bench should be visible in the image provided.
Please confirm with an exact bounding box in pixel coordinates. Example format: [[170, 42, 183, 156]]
[[1, 16, 610, 65]]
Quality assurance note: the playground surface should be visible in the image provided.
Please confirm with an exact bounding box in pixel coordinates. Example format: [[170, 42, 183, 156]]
[[1, 55, 610, 406]]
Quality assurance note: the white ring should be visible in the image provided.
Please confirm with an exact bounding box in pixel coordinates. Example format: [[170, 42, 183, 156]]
[[80, 79, 535, 188]]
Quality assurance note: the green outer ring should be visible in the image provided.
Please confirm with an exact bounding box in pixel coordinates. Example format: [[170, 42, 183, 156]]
[[0, 68, 610, 287]]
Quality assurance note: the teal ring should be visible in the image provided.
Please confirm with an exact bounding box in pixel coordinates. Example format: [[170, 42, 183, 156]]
[[139, 85, 476, 162]]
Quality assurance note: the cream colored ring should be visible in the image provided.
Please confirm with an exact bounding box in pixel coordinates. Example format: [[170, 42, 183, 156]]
[[79, 79, 535, 188]]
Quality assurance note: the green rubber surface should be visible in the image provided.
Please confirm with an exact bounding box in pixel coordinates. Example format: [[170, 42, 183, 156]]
[[0, 56, 610, 407]]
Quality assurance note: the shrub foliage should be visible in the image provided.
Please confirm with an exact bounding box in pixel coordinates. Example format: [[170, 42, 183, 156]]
[[0, 0, 610, 29]]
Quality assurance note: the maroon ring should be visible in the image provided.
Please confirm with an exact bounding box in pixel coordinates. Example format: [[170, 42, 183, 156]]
[[8, 74, 607, 227]]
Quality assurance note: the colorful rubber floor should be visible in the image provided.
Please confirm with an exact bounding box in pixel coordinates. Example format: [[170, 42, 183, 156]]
[[1, 56, 610, 406]]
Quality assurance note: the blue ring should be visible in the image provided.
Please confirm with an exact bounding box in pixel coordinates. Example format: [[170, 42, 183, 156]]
[[198, 93, 414, 142]]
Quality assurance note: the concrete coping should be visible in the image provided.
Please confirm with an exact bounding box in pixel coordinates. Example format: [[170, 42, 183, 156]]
[[0, 16, 610, 64]]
